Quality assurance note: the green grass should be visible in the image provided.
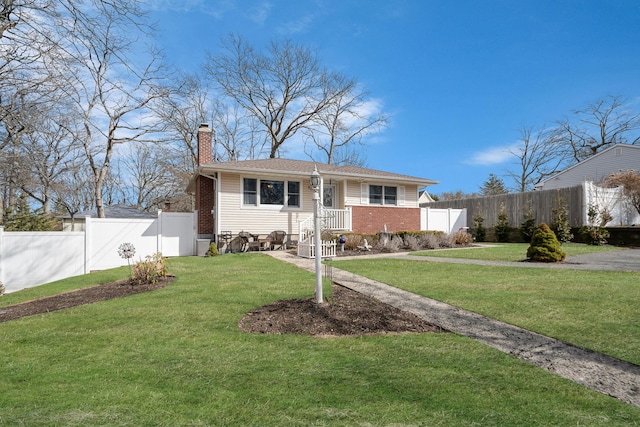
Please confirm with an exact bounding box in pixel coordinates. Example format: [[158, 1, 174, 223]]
[[414, 242, 624, 261], [1, 254, 639, 425], [330, 257, 640, 366]]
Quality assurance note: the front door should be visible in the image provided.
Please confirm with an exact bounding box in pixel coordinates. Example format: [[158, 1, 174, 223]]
[[323, 185, 336, 209]]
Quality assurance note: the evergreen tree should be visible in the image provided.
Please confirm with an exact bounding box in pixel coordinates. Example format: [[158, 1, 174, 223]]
[[3, 195, 57, 231], [551, 199, 573, 243], [473, 212, 486, 242], [527, 223, 566, 262], [519, 207, 536, 243], [480, 173, 509, 196], [494, 202, 511, 242]]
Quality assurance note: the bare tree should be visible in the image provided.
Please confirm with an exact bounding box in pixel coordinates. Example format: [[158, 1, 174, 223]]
[[53, 164, 94, 219], [56, 0, 170, 217], [205, 35, 349, 159], [604, 169, 640, 216], [156, 73, 209, 174], [210, 101, 269, 161], [507, 125, 568, 192], [120, 143, 178, 211], [20, 112, 84, 213], [556, 95, 640, 162], [303, 76, 388, 166]]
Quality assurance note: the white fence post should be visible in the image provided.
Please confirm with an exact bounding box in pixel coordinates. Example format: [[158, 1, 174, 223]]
[[157, 209, 163, 255], [84, 215, 92, 274]]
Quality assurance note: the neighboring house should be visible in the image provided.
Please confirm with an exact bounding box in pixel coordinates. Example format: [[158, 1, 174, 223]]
[[535, 144, 640, 190], [59, 205, 157, 231], [187, 124, 438, 246], [425, 144, 640, 229], [418, 189, 435, 206]]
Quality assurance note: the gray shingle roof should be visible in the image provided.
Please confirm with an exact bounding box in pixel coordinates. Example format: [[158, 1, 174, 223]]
[[199, 158, 437, 185], [59, 205, 157, 219]]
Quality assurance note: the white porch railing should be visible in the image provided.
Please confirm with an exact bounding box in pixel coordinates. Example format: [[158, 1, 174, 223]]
[[297, 237, 337, 259], [321, 207, 352, 231], [297, 208, 349, 259]]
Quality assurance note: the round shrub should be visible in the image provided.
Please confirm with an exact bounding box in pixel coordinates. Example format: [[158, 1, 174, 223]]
[[206, 242, 219, 257], [526, 223, 566, 263]]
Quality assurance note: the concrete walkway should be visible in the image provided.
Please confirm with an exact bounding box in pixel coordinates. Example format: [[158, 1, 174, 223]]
[[265, 250, 640, 407]]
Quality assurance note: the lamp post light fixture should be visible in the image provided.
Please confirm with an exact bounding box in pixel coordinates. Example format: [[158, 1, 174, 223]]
[[310, 166, 323, 304]]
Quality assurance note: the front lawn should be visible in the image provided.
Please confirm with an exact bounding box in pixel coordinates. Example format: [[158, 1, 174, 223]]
[[415, 242, 623, 261], [331, 247, 640, 366], [0, 254, 638, 426]]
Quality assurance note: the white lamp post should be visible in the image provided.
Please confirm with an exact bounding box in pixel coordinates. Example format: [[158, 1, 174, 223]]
[[310, 166, 323, 304]]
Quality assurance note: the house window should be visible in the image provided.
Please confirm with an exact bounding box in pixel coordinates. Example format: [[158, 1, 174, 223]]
[[260, 180, 284, 205], [369, 185, 397, 205], [244, 178, 257, 205], [243, 178, 301, 207], [288, 181, 300, 207], [370, 185, 383, 205], [384, 186, 397, 205]]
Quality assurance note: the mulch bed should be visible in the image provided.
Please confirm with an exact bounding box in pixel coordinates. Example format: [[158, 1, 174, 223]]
[[238, 283, 444, 336], [0, 277, 173, 323]]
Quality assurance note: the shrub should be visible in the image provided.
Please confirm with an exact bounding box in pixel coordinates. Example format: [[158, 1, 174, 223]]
[[376, 235, 402, 252], [403, 234, 420, 251], [206, 242, 219, 257], [132, 252, 168, 285], [551, 200, 573, 243], [437, 233, 454, 248], [452, 231, 473, 245], [580, 203, 610, 246], [419, 233, 439, 249], [473, 212, 486, 242], [526, 223, 566, 262], [494, 203, 511, 243], [519, 208, 536, 243], [0, 281, 4, 296], [342, 233, 364, 250]]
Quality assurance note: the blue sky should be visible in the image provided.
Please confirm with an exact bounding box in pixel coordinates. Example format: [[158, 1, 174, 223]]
[[149, 0, 640, 195]]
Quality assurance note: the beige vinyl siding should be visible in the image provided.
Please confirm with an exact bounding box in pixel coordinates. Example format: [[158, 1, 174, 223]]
[[218, 172, 314, 237], [345, 180, 419, 207]]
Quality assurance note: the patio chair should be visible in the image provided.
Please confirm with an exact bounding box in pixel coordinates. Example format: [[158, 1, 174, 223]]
[[266, 230, 287, 250], [218, 231, 232, 253], [238, 231, 260, 252]]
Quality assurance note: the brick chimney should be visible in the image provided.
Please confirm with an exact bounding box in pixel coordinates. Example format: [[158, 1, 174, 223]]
[[197, 123, 212, 165], [196, 124, 215, 237]]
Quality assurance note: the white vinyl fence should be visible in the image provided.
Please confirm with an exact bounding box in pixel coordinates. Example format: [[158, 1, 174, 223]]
[[0, 211, 196, 293], [420, 208, 467, 233]]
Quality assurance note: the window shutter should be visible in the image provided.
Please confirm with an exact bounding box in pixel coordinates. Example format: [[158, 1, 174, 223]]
[[398, 186, 405, 206], [360, 183, 369, 205]]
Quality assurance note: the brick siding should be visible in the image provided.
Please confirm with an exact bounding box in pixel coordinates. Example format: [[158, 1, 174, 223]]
[[351, 206, 420, 234], [196, 124, 214, 235], [196, 176, 214, 235]]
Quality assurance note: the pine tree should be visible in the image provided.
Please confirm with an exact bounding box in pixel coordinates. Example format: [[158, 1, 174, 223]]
[[480, 173, 508, 196], [494, 202, 511, 242], [551, 199, 573, 243], [519, 207, 536, 243], [3, 196, 57, 231], [473, 212, 486, 242]]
